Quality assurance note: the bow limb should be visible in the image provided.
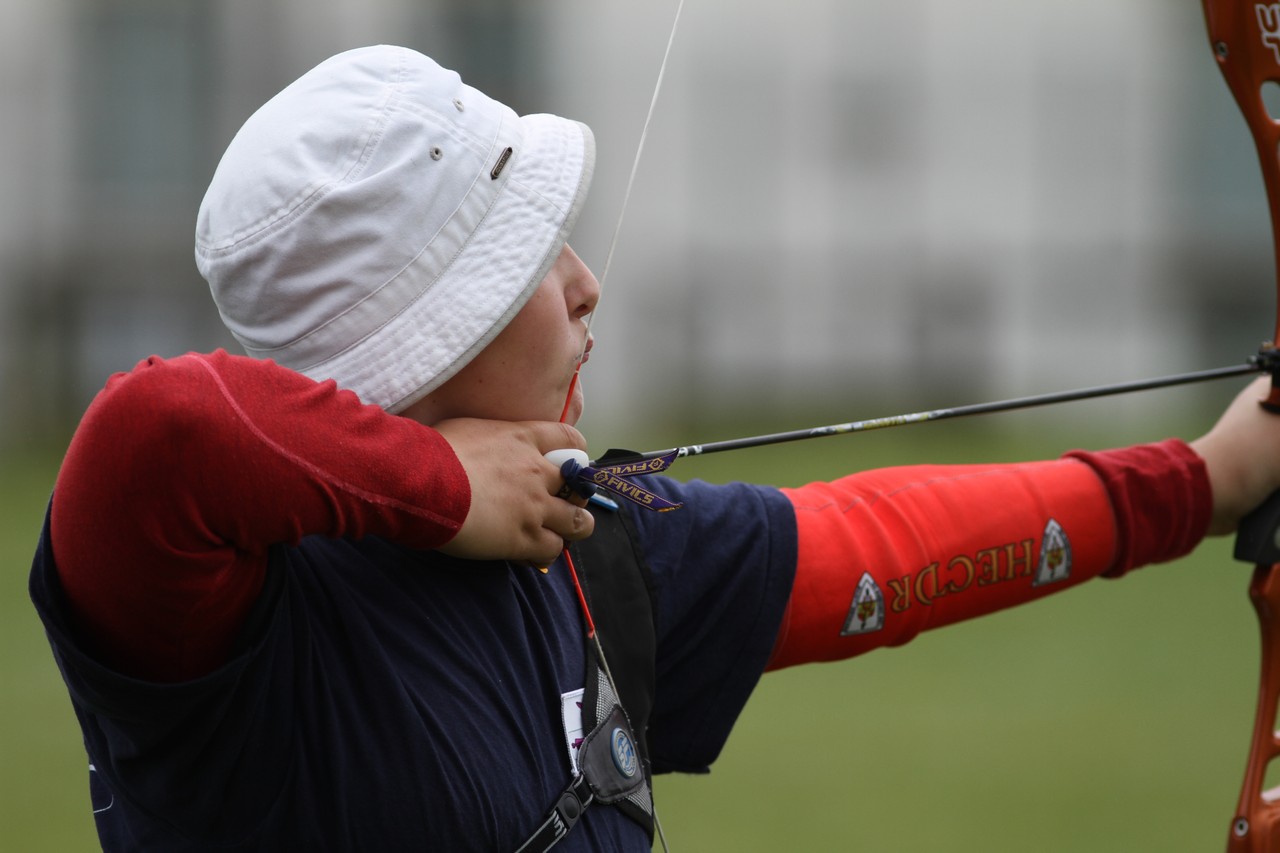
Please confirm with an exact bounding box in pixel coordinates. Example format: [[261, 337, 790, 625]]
[[1203, 0, 1280, 380], [1201, 2, 1280, 849]]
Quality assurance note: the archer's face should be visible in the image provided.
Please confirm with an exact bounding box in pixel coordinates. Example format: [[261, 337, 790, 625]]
[[407, 244, 599, 426]]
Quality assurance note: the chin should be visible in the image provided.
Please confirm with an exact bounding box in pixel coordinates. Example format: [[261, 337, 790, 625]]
[[561, 392, 585, 426]]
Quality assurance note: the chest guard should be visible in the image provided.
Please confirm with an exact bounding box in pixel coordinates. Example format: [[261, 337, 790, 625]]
[[518, 504, 658, 850]]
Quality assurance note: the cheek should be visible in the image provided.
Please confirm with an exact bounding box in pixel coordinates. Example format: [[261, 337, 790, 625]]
[[504, 299, 570, 376], [475, 335, 564, 405]]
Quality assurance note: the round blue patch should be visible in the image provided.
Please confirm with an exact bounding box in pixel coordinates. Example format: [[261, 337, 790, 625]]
[[610, 726, 638, 778]]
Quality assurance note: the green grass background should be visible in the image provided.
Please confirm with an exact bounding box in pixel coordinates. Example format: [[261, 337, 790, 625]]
[[0, 394, 1265, 851]]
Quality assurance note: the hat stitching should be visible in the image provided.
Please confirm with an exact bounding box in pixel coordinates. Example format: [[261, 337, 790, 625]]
[[196, 59, 406, 257], [284, 174, 518, 371], [295, 180, 568, 412], [249, 107, 514, 359], [281, 152, 523, 372]]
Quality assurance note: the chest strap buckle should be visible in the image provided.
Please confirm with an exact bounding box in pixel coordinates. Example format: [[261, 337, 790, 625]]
[[515, 774, 593, 853]]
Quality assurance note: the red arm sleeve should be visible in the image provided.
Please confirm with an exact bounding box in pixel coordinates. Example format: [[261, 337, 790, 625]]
[[768, 439, 1209, 670], [50, 350, 471, 682]]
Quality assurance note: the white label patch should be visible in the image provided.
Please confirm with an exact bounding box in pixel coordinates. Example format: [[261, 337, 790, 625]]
[[841, 571, 886, 635], [560, 688, 586, 770], [1033, 518, 1073, 586]]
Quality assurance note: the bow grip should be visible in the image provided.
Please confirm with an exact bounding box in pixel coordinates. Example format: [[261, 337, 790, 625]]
[[1235, 490, 1280, 565]]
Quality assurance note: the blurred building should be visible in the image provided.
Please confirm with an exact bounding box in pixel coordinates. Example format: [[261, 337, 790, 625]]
[[0, 0, 1270, 447]]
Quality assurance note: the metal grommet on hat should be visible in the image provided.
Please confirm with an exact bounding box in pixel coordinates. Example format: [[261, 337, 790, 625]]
[[195, 45, 595, 413]]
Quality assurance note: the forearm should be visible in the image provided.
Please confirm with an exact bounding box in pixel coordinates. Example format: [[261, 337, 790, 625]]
[[768, 440, 1209, 670]]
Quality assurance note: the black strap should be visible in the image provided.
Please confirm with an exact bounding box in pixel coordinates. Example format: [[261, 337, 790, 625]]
[[514, 774, 593, 853], [515, 506, 659, 852]]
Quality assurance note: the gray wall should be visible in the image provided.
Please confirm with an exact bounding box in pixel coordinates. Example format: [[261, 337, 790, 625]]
[[0, 0, 1268, 449]]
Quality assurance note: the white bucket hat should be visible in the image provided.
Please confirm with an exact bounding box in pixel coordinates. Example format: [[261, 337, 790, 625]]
[[195, 45, 595, 412]]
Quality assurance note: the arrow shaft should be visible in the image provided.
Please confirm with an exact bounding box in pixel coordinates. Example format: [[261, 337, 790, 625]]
[[606, 362, 1259, 465]]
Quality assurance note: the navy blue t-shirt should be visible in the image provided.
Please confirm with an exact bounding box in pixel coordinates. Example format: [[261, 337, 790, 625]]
[[31, 476, 796, 851]]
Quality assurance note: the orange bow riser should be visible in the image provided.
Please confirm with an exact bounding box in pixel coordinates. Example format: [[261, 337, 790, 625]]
[[1203, 2, 1280, 850]]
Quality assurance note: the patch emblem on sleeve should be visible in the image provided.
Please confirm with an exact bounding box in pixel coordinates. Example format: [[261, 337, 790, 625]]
[[841, 571, 886, 635], [1033, 518, 1072, 586]]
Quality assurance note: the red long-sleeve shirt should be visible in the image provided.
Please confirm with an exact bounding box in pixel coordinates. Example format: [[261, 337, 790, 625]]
[[51, 350, 470, 682]]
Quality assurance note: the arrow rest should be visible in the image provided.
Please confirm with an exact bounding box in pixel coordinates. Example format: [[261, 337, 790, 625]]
[[1253, 345, 1280, 413]]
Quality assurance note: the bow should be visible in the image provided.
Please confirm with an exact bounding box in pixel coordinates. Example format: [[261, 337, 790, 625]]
[[1204, 3, 1280, 848]]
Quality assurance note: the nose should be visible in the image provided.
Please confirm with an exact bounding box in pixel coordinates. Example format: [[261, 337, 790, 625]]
[[562, 245, 600, 320]]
